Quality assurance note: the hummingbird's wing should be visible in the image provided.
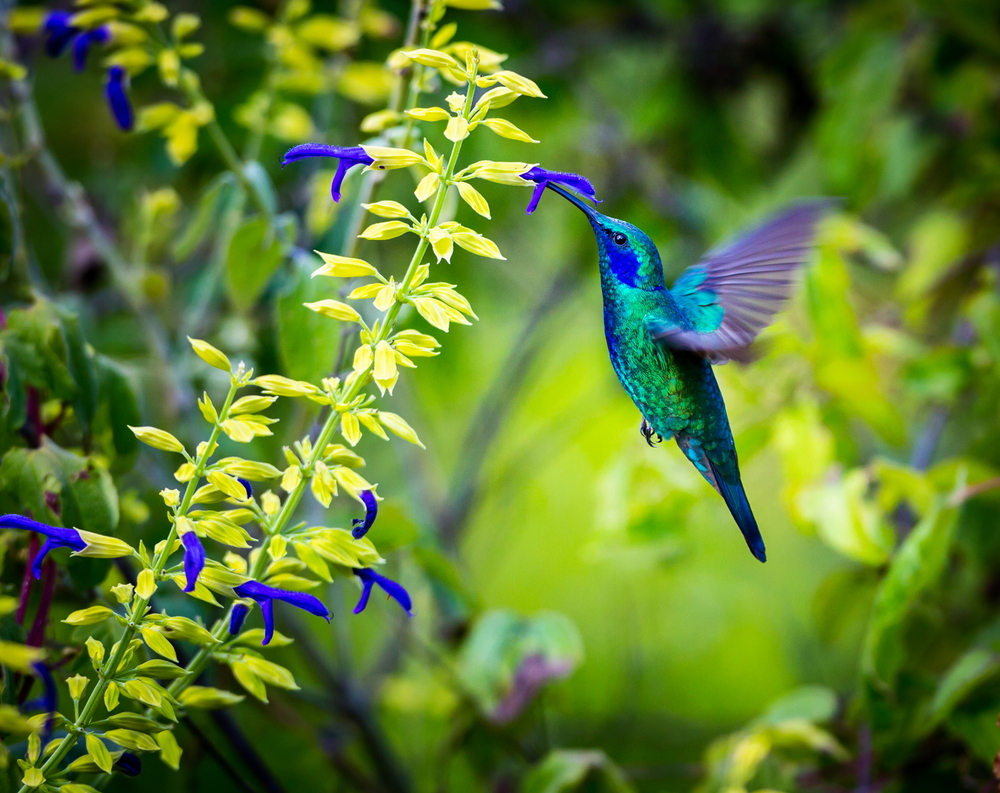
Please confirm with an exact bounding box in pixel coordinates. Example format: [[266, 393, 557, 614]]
[[647, 200, 834, 363]]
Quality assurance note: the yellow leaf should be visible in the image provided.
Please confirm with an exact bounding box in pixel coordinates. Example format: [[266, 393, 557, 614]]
[[362, 200, 411, 219], [341, 412, 362, 446], [303, 300, 362, 322], [452, 230, 505, 259], [129, 426, 185, 453], [456, 181, 491, 218], [481, 117, 538, 143], [414, 172, 440, 203], [63, 606, 115, 626], [186, 337, 230, 371], [85, 733, 113, 774], [445, 116, 470, 142], [136, 569, 157, 600], [495, 69, 546, 98], [406, 106, 450, 122], [358, 220, 413, 240], [412, 297, 451, 331], [141, 627, 177, 662], [311, 252, 379, 278], [378, 412, 425, 447], [373, 341, 398, 395]]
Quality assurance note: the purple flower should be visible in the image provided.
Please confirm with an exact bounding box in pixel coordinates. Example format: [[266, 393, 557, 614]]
[[351, 490, 378, 539], [26, 662, 57, 740], [237, 477, 253, 499], [281, 144, 374, 202], [522, 166, 601, 215], [72, 26, 110, 72], [0, 515, 85, 579], [105, 66, 133, 131], [353, 568, 412, 617], [180, 532, 205, 593], [116, 752, 142, 777], [229, 603, 250, 635], [232, 580, 330, 645], [42, 12, 78, 58]]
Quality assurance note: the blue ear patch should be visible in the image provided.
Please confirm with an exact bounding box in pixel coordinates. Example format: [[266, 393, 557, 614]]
[[671, 267, 724, 332], [606, 246, 641, 287]]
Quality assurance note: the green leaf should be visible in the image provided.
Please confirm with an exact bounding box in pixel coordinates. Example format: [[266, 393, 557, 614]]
[[95, 355, 141, 471], [55, 306, 98, 433], [862, 498, 960, 686], [522, 750, 634, 793], [754, 686, 838, 726], [917, 648, 1000, 736], [225, 215, 285, 313], [241, 160, 277, 217], [275, 251, 340, 384], [172, 173, 237, 261]]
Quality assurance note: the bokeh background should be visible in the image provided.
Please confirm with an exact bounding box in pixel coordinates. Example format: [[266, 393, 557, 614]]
[[6, 0, 1000, 791]]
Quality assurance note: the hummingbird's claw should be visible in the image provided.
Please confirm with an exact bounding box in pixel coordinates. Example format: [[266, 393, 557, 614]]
[[640, 419, 663, 447]]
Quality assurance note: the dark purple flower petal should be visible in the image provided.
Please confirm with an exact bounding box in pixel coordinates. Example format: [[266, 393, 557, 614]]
[[351, 490, 378, 539], [43, 12, 78, 58], [72, 26, 110, 72], [105, 66, 133, 131], [281, 144, 374, 203], [181, 532, 205, 593], [232, 580, 330, 645], [0, 515, 85, 580], [353, 568, 412, 616], [229, 603, 250, 635], [116, 752, 142, 777], [29, 662, 56, 740], [522, 166, 600, 215], [236, 477, 253, 499], [260, 597, 275, 646]]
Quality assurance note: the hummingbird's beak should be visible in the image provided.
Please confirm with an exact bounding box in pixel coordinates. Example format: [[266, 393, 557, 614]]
[[547, 183, 600, 220]]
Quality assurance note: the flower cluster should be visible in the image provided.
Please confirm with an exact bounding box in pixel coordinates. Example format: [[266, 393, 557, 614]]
[[0, 336, 412, 788]]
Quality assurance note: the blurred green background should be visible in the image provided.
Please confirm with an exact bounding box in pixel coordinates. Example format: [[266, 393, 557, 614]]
[[6, 0, 1000, 790]]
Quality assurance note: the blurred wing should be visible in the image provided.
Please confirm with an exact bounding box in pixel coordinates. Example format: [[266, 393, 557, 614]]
[[648, 200, 835, 362]]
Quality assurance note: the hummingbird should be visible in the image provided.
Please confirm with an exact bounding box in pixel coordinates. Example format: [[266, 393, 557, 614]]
[[526, 170, 831, 562]]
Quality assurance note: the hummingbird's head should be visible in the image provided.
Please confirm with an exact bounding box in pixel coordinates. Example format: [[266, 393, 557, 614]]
[[548, 184, 665, 291]]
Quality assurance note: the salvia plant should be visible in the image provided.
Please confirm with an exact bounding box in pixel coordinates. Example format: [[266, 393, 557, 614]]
[[0, 0, 603, 790]]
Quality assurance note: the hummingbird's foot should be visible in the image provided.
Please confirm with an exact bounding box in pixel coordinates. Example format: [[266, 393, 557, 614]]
[[640, 419, 663, 447]]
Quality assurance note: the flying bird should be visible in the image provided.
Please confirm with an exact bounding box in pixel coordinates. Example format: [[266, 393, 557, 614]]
[[531, 173, 831, 562]]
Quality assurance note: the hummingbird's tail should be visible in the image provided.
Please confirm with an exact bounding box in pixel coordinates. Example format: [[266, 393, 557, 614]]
[[712, 467, 766, 563]]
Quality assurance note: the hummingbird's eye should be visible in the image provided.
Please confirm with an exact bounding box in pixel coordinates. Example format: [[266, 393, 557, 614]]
[[612, 232, 627, 246]]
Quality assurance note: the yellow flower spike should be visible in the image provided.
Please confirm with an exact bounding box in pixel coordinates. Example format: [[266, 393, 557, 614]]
[[361, 146, 425, 169], [406, 107, 450, 122], [362, 201, 412, 219], [353, 344, 374, 374], [415, 173, 440, 203], [456, 182, 491, 218], [428, 227, 454, 262], [303, 300, 363, 322], [373, 341, 398, 395], [495, 69, 547, 98], [358, 220, 414, 241], [481, 118, 539, 143], [373, 281, 397, 312], [445, 116, 471, 143]]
